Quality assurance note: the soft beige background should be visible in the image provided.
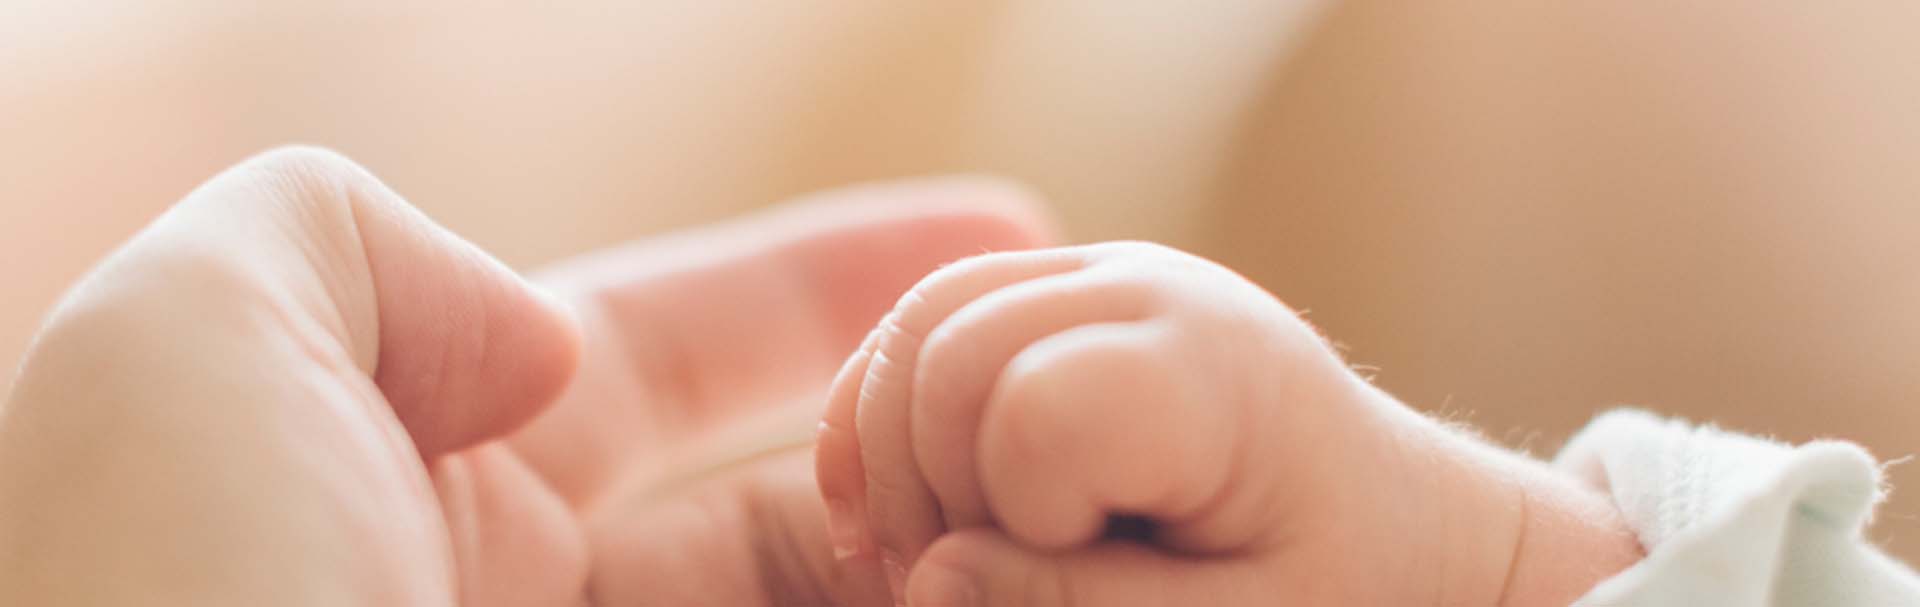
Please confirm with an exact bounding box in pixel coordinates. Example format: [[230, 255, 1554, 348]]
[[3, 2, 1916, 559]]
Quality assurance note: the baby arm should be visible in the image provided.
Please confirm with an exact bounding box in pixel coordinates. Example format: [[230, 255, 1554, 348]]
[[814, 241, 1643, 606]]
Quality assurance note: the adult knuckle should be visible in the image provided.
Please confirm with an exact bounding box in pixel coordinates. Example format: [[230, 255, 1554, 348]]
[[228, 146, 392, 232], [242, 145, 365, 194]]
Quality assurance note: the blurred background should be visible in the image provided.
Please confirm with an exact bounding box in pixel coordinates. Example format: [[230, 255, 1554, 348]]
[[3, 2, 1917, 559]]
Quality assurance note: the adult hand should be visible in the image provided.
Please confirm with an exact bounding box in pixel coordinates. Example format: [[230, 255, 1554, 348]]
[[0, 147, 1051, 605]]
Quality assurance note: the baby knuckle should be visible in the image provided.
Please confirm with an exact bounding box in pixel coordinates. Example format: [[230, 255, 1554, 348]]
[[1097, 335, 1167, 374], [987, 375, 1053, 463], [910, 250, 1018, 298], [1095, 240, 1231, 278], [1038, 326, 1160, 386], [870, 311, 923, 367], [991, 355, 1095, 456], [887, 259, 978, 342]]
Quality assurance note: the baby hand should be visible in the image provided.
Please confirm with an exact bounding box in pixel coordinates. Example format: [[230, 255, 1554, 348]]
[[814, 242, 1642, 607]]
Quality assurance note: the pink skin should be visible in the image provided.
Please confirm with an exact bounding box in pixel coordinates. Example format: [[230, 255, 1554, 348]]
[[0, 147, 1058, 606], [0, 144, 1631, 605], [817, 242, 1645, 606]]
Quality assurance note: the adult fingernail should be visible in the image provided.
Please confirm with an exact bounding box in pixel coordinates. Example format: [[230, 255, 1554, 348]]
[[908, 563, 980, 607], [883, 549, 910, 607], [825, 497, 867, 560]]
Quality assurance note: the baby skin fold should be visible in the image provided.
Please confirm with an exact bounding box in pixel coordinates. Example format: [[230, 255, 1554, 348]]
[[815, 241, 1644, 607]]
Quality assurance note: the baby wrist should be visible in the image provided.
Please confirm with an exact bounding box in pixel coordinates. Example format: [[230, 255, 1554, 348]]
[[1402, 412, 1643, 607], [1492, 458, 1643, 607]]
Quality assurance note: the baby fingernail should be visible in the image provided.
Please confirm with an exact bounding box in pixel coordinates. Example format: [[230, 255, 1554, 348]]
[[825, 498, 867, 560], [908, 563, 980, 607]]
